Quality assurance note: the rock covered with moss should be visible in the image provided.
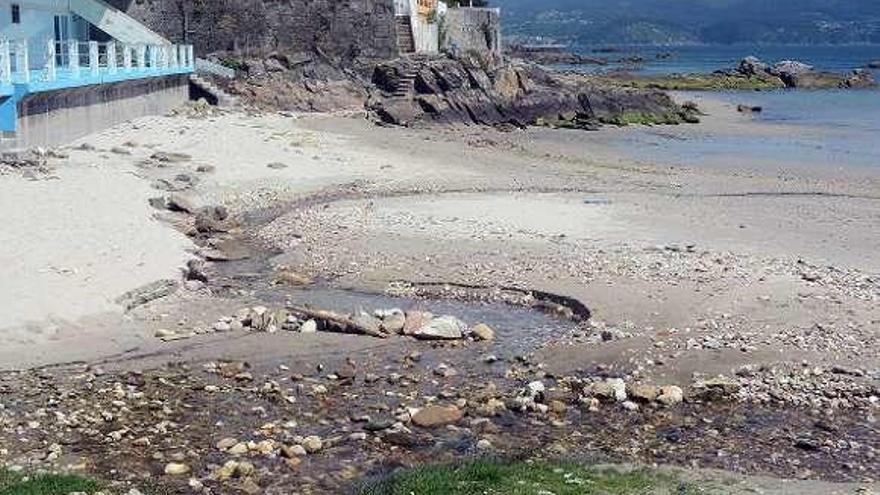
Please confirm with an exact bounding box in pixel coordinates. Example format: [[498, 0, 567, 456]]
[[368, 53, 697, 129]]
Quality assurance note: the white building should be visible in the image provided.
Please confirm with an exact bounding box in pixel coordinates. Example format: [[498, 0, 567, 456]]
[[0, 0, 194, 143]]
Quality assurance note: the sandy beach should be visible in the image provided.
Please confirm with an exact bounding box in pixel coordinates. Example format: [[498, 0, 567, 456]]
[[0, 95, 877, 493]]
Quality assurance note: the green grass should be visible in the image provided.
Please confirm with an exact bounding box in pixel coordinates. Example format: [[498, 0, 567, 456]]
[[0, 470, 100, 495], [359, 459, 694, 495]]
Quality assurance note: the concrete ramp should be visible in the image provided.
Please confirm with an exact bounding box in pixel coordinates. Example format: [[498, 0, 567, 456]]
[[70, 0, 168, 45]]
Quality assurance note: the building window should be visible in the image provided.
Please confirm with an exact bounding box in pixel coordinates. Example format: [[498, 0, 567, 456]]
[[11, 4, 21, 24]]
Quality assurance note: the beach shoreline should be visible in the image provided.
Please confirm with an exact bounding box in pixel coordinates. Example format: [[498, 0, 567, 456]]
[[0, 95, 877, 492]]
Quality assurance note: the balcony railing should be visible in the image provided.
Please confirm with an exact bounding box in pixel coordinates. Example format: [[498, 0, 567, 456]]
[[0, 39, 194, 90]]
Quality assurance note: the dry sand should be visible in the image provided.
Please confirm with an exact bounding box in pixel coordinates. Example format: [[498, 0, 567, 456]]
[[0, 97, 877, 493]]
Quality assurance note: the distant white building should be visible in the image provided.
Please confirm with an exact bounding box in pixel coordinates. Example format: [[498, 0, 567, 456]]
[[392, 0, 501, 55]]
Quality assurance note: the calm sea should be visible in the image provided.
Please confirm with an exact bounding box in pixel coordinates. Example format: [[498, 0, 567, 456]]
[[567, 44, 880, 172], [570, 44, 880, 76]]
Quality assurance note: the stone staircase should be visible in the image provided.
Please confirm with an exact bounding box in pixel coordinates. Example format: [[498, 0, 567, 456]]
[[395, 16, 416, 54], [189, 74, 239, 108], [392, 69, 418, 98]]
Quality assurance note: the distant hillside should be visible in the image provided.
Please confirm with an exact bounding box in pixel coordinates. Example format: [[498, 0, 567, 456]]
[[497, 0, 880, 45]]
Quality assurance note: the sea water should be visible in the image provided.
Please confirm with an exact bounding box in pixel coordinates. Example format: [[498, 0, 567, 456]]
[[566, 45, 880, 172]]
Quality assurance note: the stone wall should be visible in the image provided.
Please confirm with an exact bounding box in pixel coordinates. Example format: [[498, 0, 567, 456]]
[[443, 7, 501, 54], [8, 74, 189, 149], [108, 0, 399, 59]]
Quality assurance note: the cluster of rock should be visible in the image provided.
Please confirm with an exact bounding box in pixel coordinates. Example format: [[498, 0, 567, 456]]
[[728, 56, 876, 89], [369, 52, 697, 129], [733, 363, 879, 411], [0, 147, 66, 176], [157, 304, 496, 343], [221, 52, 370, 113]]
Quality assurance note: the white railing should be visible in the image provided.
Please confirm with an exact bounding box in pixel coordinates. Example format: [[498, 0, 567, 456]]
[[0, 38, 195, 86], [0, 40, 11, 84]]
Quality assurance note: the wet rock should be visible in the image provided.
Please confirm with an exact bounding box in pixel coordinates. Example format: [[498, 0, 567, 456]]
[[195, 205, 232, 233], [282, 445, 307, 458], [216, 437, 238, 451], [166, 193, 198, 214], [352, 312, 383, 336], [471, 323, 496, 341], [412, 315, 466, 340], [590, 378, 627, 403], [300, 319, 318, 333], [656, 385, 684, 406], [301, 435, 323, 453], [228, 442, 249, 455], [737, 104, 763, 113], [184, 259, 208, 283], [693, 377, 741, 401], [403, 311, 433, 335], [377, 309, 406, 334], [411, 405, 463, 428], [215, 460, 255, 481], [628, 384, 659, 403]]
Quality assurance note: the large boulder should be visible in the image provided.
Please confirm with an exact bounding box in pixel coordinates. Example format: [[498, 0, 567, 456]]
[[411, 405, 463, 427], [412, 315, 466, 340], [738, 56, 768, 77], [842, 69, 876, 88], [769, 60, 815, 87]]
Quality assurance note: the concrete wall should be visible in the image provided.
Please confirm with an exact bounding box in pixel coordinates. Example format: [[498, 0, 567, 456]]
[[6, 73, 188, 148], [443, 7, 501, 55], [106, 0, 400, 60]]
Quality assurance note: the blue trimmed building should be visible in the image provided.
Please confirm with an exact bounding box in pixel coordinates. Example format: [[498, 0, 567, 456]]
[[1, 0, 194, 146]]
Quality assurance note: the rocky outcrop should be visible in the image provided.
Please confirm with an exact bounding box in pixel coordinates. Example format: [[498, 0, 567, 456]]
[[219, 52, 371, 112], [369, 53, 695, 128], [731, 56, 876, 89]]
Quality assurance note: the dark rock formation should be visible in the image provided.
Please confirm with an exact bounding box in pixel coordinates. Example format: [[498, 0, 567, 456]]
[[869, 61, 880, 69], [732, 56, 876, 89], [842, 69, 877, 89], [218, 52, 371, 112], [368, 54, 695, 128]]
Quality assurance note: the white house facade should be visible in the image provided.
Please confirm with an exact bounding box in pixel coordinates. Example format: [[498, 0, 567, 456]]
[[0, 0, 193, 137]]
